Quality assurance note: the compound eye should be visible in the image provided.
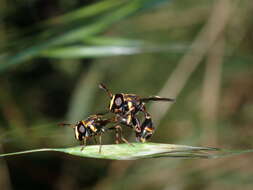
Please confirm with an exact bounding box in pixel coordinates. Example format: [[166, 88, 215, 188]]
[[115, 97, 122, 106], [78, 125, 85, 133]]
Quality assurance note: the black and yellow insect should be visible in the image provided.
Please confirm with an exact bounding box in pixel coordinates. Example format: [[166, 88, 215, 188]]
[[99, 83, 175, 142], [59, 114, 132, 152], [59, 114, 111, 153]]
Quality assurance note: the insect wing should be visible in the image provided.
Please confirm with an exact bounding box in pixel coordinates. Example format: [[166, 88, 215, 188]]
[[141, 96, 175, 102]]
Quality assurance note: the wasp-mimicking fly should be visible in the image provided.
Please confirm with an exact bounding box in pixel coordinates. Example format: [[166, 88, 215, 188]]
[[59, 114, 132, 152], [59, 114, 111, 153], [99, 83, 175, 142]]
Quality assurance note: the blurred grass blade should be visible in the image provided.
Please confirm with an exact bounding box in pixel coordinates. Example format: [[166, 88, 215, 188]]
[[0, 0, 170, 71], [45, 0, 126, 25], [41, 46, 143, 58], [0, 0, 126, 47], [66, 64, 104, 121], [83, 36, 145, 46], [1, 143, 253, 160], [40, 44, 189, 59]]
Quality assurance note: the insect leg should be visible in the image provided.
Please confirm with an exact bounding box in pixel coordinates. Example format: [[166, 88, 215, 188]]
[[132, 116, 141, 141], [139, 102, 147, 113], [114, 125, 120, 144], [126, 114, 133, 126], [80, 137, 87, 151], [124, 106, 135, 117], [93, 136, 97, 144], [106, 125, 120, 144], [98, 135, 102, 153], [115, 125, 133, 146]]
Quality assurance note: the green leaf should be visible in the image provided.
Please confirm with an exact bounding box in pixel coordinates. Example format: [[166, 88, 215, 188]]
[[1, 143, 252, 160]]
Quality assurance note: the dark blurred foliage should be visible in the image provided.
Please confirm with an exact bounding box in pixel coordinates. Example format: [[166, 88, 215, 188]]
[[0, 0, 253, 189]]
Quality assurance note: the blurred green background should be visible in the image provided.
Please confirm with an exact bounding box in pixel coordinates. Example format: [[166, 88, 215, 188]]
[[1, 0, 253, 189]]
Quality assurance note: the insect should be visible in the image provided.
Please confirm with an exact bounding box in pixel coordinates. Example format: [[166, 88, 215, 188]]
[[99, 83, 175, 142], [58, 114, 111, 153], [59, 114, 132, 152]]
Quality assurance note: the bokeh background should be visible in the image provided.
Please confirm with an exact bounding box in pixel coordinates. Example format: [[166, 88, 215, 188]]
[[1, 0, 253, 189]]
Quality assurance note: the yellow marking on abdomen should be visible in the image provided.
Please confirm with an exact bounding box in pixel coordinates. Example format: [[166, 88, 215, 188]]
[[145, 127, 153, 132]]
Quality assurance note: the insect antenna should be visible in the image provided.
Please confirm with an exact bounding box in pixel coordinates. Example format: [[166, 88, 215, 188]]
[[96, 111, 110, 116], [98, 83, 113, 98], [58, 122, 75, 128], [141, 96, 175, 102]]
